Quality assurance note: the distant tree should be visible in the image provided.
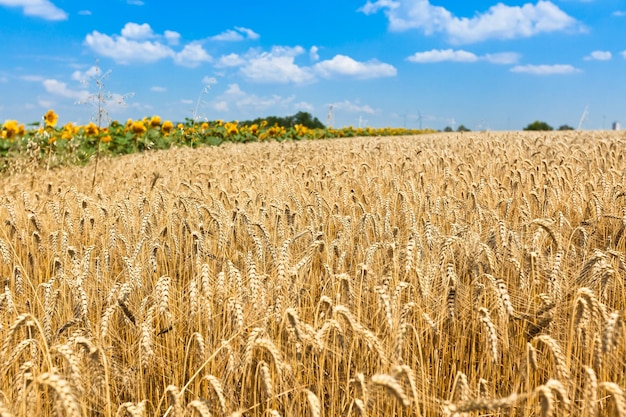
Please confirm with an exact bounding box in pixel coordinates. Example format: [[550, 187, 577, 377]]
[[291, 111, 325, 129], [457, 124, 471, 132], [241, 111, 325, 129], [557, 124, 574, 131], [443, 126, 453, 132], [523, 120, 553, 131]]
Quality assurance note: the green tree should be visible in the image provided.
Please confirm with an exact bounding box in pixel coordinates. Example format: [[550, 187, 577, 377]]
[[443, 126, 453, 132], [457, 124, 471, 132], [241, 111, 325, 129], [557, 124, 574, 131], [523, 120, 553, 131]]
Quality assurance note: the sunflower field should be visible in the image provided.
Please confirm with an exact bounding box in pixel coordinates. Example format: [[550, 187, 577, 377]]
[[0, 110, 432, 172]]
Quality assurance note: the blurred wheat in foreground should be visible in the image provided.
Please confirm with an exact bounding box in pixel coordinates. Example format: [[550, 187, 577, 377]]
[[0, 130, 625, 417]]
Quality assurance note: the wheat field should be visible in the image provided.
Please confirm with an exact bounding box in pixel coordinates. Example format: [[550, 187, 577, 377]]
[[0, 130, 624, 417]]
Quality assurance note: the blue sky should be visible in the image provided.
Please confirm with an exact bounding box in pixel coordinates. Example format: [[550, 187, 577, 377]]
[[0, 0, 625, 130]]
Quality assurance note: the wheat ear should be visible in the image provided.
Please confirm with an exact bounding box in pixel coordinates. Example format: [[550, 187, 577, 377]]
[[36, 372, 82, 417], [370, 374, 410, 407]]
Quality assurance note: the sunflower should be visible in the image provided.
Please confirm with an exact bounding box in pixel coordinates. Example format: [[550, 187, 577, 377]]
[[149, 115, 161, 128], [61, 122, 76, 140], [84, 122, 99, 136], [295, 124, 308, 137], [1, 120, 19, 139], [224, 121, 238, 136], [162, 120, 174, 135], [44, 109, 58, 127], [131, 121, 147, 135]]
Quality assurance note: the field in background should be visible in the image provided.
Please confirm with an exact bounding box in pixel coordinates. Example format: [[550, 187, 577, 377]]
[[0, 130, 625, 416]]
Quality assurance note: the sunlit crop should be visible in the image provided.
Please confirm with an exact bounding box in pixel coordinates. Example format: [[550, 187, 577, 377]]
[[0, 129, 624, 416]]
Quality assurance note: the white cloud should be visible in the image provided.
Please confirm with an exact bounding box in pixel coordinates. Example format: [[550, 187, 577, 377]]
[[164, 30, 181, 45], [120, 22, 154, 39], [407, 49, 478, 63], [210, 83, 295, 113], [584, 50, 611, 61], [173, 43, 212, 67], [314, 55, 397, 78], [151, 86, 167, 92], [310, 46, 320, 61], [216, 53, 246, 67], [295, 101, 314, 112], [210, 26, 260, 41], [71, 65, 102, 83], [0, 0, 67, 20], [359, 0, 581, 43], [621, 51, 626, 59], [236, 27, 260, 40], [510, 64, 581, 74], [407, 48, 520, 64], [78, 10, 91, 15], [612, 10, 625, 17], [85, 23, 211, 67], [85, 30, 174, 64], [127, 0, 144, 5], [484, 52, 521, 64], [180, 99, 194, 105], [217, 45, 395, 83], [202, 76, 218, 85], [240, 46, 315, 84], [331, 100, 375, 114], [42, 79, 89, 100]]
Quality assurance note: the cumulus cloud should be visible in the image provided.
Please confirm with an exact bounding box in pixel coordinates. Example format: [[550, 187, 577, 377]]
[[239, 46, 316, 84], [359, 0, 581, 43], [330, 100, 375, 114], [216, 53, 246, 67], [407, 49, 478, 63], [584, 50, 611, 61], [314, 55, 397, 79], [85, 31, 174, 64], [219, 46, 396, 83], [120, 22, 154, 39], [164, 30, 181, 45], [210, 26, 260, 41], [407, 48, 520, 64], [201, 76, 218, 85], [484, 52, 521, 64], [510, 64, 581, 74], [42, 79, 89, 100], [209, 83, 295, 113], [84, 23, 212, 66], [70, 66, 102, 84], [295, 101, 314, 112], [0, 0, 67, 20], [173, 43, 212, 67], [310, 46, 320, 61]]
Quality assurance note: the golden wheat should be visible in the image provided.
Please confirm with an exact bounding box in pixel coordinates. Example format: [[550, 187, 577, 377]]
[[0, 131, 624, 416]]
